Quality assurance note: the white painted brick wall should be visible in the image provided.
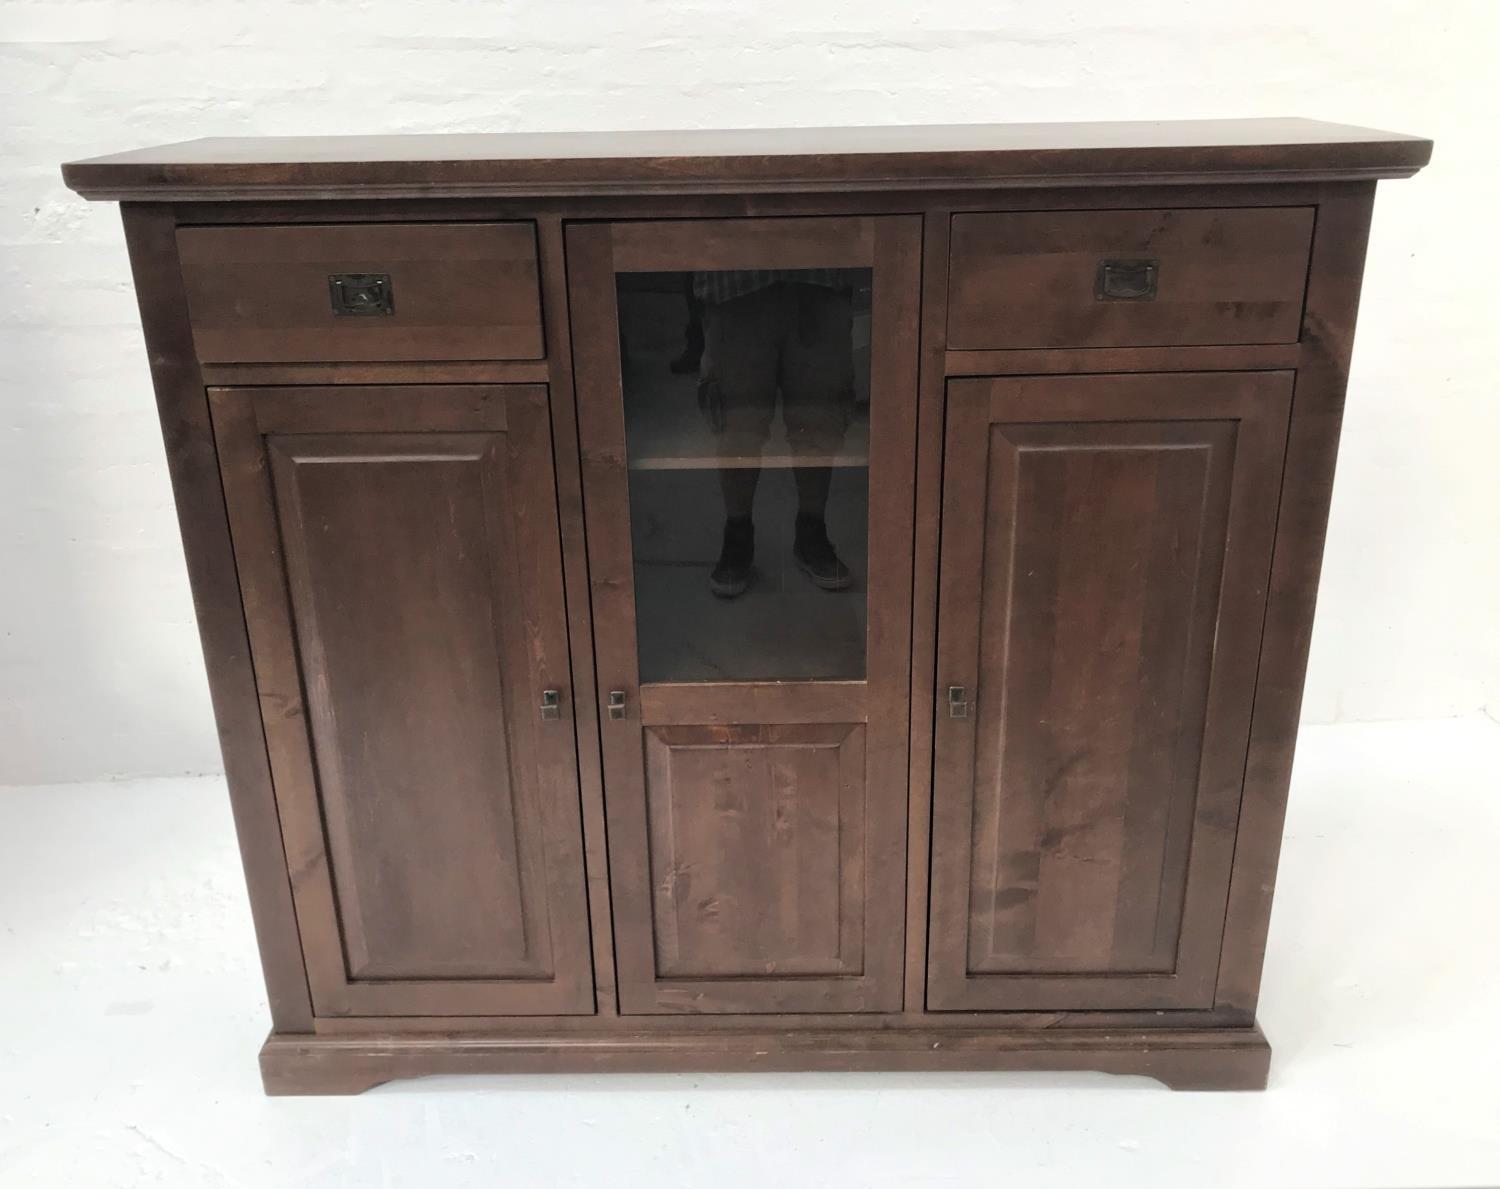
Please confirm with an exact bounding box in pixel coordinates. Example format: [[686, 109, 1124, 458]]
[[3, 0, 1496, 783]]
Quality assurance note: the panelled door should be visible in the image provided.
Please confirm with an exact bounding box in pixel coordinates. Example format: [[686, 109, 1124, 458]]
[[568, 217, 921, 1013], [210, 384, 595, 1016], [927, 372, 1292, 1011]]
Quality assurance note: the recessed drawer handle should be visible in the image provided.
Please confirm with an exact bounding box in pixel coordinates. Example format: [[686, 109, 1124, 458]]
[[1095, 258, 1159, 301], [328, 272, 394, 316]]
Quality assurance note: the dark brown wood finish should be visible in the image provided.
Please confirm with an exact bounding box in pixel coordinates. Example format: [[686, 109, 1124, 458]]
[[946, 344, 1301, 376], [534, 214, 622, 1015], [608, 215, 875, 271], [641, 721, 870, 984], [1215, 183, 1379, 1021], [903, 205, 953, 1014], [178, 222, 543, 362], [569, 215, 919, 1014], [259, 1024, 1272, 1094], [210, 384, 594, 1016], [947, 207, 1314, 349], [148, 179, 1372, 226], [63, 119, 1430, 201], [119, 204, 315, 1032], [928, 372, 1290, 1011], [199, 360, 550, 387], [306, 1004, 1264, 1034], [70, 122, 1426, 1093]]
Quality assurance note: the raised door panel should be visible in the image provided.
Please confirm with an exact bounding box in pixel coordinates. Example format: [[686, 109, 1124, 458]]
[[645, 723, 867, 980], [210, 384, 594, 1016], [928, 372, 1290, 1011], [567, 216, 920, 1013]]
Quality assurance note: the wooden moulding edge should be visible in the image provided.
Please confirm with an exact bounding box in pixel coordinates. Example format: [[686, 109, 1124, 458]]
[[259, 1023, 1271, 1094], [63, 162, 1428, 203]]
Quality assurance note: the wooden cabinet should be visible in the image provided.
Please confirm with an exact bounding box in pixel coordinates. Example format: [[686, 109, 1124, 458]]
[[63, 118, 1431, 1093]]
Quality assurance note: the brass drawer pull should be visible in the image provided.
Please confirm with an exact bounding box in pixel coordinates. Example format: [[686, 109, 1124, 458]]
[[328, 272, 394, 316], [1095, 258, 1159, 301]]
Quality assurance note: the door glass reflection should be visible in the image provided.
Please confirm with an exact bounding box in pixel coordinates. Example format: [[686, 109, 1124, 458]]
[[617, 268, 873, 683]]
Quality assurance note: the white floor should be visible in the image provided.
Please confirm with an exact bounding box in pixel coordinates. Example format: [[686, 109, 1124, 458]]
[[2, 718, 1498, 1188]]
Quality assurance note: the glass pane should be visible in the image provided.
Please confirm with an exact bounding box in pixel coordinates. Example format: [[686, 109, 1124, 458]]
[[617, 268, 873, 683]]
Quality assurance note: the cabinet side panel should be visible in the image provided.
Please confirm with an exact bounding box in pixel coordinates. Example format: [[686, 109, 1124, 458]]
[[1215, 183, 1377, 1019], [119, 203, 315, 1031]]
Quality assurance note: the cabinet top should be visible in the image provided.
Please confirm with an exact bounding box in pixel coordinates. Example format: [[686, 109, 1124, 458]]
[[62, 118, 1430, 202]]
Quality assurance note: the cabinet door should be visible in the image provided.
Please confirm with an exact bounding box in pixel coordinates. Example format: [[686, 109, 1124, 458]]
[[928, 372, 1291, 1011], [210, 384, 594, 1017], [568, 217, 921, 1013]]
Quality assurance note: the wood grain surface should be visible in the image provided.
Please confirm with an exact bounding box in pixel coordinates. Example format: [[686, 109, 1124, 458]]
[[928, 371, 1291, 1011], [210, 384, 594, 1017], [178, 222, 543, 362], [64, 118, 1429, 200]]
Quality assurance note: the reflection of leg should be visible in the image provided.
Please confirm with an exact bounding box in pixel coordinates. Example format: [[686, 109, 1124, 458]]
[[703, 287, 777, 598], [670, 273, 705, 375], [781, 284, 856, 591], [779, 283, 855, 463], [720, 465, 762, 520], [791, 465, 831, 520], [710, 466, 759, 598], [789, 463, 848, 589], [794, 513, 851, 591], [710, 514, 755, 599]]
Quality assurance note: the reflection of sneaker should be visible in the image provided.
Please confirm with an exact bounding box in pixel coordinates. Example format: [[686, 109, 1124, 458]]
[[793, 515, 853, 591], [709, 518, 754, 598], [669, 347, 702, 375]]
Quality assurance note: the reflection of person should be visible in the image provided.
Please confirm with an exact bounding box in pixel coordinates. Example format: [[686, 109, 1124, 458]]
[[693, 270, 857, 598]]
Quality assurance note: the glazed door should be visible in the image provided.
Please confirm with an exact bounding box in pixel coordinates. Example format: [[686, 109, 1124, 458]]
[[210, 384, 595, 1016], [568, 217, 920, 1013], [928, 372, 1291, 1011]]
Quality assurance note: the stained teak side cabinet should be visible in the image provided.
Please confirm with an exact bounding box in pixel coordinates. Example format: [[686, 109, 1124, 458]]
[[64, 119, 1431, 1093]]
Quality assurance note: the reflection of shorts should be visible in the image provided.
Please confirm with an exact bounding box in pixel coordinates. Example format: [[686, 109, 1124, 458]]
[[699, 282, 854, 457]]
